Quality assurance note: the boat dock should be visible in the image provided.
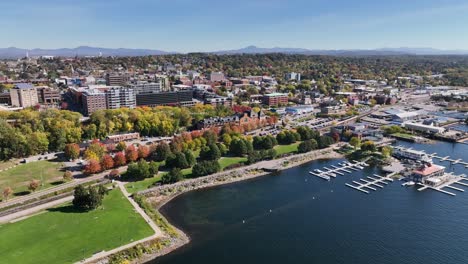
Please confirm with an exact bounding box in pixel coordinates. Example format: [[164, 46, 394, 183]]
[[416, 173, 467, 196], [309, 161, 368, 181], [345, 174, 394, 194]]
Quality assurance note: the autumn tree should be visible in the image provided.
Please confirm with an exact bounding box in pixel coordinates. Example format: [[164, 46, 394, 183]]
[[349, 137, 361, 150], [64, 143, 80, 160], [125, 145, 139, 162], [109, 169, 120, 179], [116, 141, 127, 152], [83, 159, 102, 175], [153, 142, 171, 162], [100, 154, 115, 170], [3, 187, 13, 201], [113, 152, 127, 167], [138, 145, 150, 159], [63, 170, 73, 181], [28, 179, 41, 192]]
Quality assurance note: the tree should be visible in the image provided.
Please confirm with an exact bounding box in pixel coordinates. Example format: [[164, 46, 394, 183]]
[[202, 130, 218, 145], [153, 142, 171, 162], [192, 160, 221, 177], [298, 139, 318, 153], [63, 170, 73, 181], [166, 152, 190, 169], [161, 168, 183, 184], [28, 179, 41, 192], [199, 144, 221, 161], [64, 143, 80, 160], [349, 137, 361, 150], [113, 152, 127, 166], [184, 150, 196, 166], [84, 141, 107, 160], [381, 146, 392, 158], [149, 161, 159, 175], [138, 145, 150, 159], [83, 159, 102, 175], [72, 185, 106, 211], [125, 145, 139, 162], [361, 141, 376, 152], [318, 136, 334, 149], [116, 141, 127, 152], [126, 160, 151, 180], [100, 154, 114, 170], [3, 187, 13, 201], [229, 138, 248, 156]]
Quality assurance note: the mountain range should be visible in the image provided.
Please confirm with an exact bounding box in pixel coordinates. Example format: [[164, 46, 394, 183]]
[[1, 45, 468, 58]]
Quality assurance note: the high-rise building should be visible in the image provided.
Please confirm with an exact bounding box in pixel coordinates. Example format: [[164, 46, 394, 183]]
[[10, 83, 39, 107], [130, 81, 162, 95], [105, 86, 136, 109], [36, 87, 61, 104], [136, 90, 194, 107], [106, 74, 129, 86], [83, 89, 106, 116]]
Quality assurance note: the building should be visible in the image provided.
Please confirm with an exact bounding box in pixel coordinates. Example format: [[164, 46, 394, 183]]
[[0, 92, 11, 105], [105, 132, 140, 143], [285, 105, 314, 115], [262, 93, 288, 106], [83, 89, 106, 116], [320, 102, 347, 115], [10, 83, 39, 107], [209, 72, 225, 82], [197, 110, 268, 130], [36, 87, 61, 104], [285, 72, 301, 82], [411, 163, 445, 183], [403, 122, 445, 134], [136, 90, 193, 107], [105, 86, 136, 109], [106, 74, 129, 86], [130, 81, 162, 95], [204, 96, 233, 107]]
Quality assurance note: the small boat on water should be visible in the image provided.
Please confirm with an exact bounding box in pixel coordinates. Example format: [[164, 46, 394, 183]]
[[402, 181, 415, 187]]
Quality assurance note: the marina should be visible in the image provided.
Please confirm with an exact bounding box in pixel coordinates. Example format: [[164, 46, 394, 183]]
[[395, 146, 468, 167], [309, 161, 368, 181], [416, 173, 468, 196], [345, 174, 394, 194]]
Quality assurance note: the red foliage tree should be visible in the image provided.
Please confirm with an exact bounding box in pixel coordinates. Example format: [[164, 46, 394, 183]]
[[125, 145, 139, 162], [331, 132, 341, 143], [101, 154, 115, 170], [113, 152, 127, 167], [83, 159, 102, 175], [138, 145, 150, 159]]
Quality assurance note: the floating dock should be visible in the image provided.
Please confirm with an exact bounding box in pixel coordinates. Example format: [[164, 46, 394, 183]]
[[396, 146, 468, 167], [416, 173, 467, 196], [309, 161, 368, 181], [345, 174, 394, 194]]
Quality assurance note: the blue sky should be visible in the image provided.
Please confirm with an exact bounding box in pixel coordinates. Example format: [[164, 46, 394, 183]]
[[1, 0, 468, 52]]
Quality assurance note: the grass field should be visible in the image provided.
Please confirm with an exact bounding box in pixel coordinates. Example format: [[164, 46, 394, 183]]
[[274, 142, 300, 155], [0, 160, 65, 197], [0, 188, 154, 264], [125, 174, 163, 194], [219, 157, 247, 170]]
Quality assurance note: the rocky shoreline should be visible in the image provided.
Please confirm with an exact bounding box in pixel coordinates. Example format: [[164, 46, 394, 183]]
[[122, 145, 345, 264]]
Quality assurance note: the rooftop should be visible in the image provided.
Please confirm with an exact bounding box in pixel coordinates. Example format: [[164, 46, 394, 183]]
[[413, 164, 445, 176], [15, 83, 35, 89]]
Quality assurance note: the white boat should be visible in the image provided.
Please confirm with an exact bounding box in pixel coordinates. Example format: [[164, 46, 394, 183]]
[[393, 146, 433, 163], [402, 181, 415, 187]]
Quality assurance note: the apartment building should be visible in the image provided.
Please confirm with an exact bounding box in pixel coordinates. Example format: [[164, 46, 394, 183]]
[[10, 83, 39, 107]]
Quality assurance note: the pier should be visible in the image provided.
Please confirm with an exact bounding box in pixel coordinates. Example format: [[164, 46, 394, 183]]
[[345, 174, 394, 194], [309, 161, 368, 181], [416, 173, 467, 196]]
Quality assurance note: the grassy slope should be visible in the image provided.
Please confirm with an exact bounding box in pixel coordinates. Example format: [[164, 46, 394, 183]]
[[0, 189, 154, 264], [274, 142, 300, 155], [0, 160, 64, 196], [125, 174, 163, 194], [219, 157, 247, 170]]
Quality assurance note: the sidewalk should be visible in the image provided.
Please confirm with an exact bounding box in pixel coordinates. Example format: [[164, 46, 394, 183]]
[[77, 182, 163, 264]]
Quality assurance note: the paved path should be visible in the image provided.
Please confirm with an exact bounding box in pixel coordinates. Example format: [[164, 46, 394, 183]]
[[0, 196, 73, 223], [77, 182, 163, 264], [0, 166, 128, 210]]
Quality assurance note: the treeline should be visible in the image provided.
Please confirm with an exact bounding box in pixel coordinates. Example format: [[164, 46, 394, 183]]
[[0, 104, 233, 160]]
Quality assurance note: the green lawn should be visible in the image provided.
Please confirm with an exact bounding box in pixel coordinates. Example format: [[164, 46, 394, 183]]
[[0, 188, 154, 264], [219, 157, 247, 170], [125, 174, 163, 194], [392, 133, 415, 139], [274, 142, 300, 155], [0, 160, 65, 197]]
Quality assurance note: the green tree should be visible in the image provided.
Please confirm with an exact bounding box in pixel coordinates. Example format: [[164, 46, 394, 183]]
[[349, 137, 361, 150], [161, 168, 183, 184], [153, 142, 171, 162]]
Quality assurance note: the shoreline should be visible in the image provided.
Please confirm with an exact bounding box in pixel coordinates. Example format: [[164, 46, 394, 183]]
[[126, 145, 345, 264]]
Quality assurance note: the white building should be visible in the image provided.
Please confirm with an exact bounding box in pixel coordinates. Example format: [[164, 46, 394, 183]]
[[129, 81, 162, 94], [105, 86, 136, 109]]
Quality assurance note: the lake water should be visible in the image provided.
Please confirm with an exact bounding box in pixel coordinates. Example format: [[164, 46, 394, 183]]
[[155, 141, 468, 264]]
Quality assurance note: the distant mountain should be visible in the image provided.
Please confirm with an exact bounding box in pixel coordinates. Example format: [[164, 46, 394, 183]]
[[0, 46, 174, 58], [213, 45, 468, 56], [1, 45, 468, 58]]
